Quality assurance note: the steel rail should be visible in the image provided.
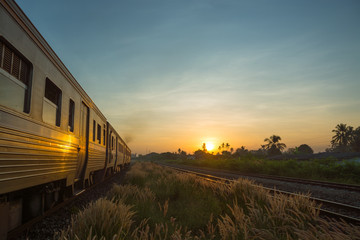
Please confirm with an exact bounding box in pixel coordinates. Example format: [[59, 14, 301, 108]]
[[223, 171, 360, 192], [161, 164, 360, 226]]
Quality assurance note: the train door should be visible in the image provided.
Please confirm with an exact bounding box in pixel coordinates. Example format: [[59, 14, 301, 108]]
[[75, 102, 89, 180]]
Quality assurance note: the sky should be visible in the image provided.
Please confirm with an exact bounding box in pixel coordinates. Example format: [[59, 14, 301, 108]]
[[16, 0, 360, 154]]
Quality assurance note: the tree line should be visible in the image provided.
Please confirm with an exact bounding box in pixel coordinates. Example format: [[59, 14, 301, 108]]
[[135, 123, 360, 160]]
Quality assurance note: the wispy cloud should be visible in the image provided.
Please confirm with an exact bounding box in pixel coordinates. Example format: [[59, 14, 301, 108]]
[[16, 0, 360, 154]]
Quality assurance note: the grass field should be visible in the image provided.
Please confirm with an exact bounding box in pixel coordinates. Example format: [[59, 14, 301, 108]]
[[164, 156, 360, 185], [57, 162, 360, 240]]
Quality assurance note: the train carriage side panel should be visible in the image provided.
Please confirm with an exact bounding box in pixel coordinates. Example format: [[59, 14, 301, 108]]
[[0, 3, 82, 194], [113, 132, 122, 172], [86, 108, 107, 182], [0, 0, 131, 193], [116, 137, 124, 170], [106, 123, 116, 172], [118, 138, 125, 167], [126, 146, 131, 164], [0, 1, 130, 237]]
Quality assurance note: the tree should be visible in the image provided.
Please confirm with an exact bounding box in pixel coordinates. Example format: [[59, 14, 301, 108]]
[[297, 144, 314, 154], [268, 145, 282, 156], [331, 123, 353, 152], [221, 150, 231, 156], [234, 146, 248, 157], [262, 135, 286, 156], [351, 127, 360, 152], [202, 143, 207, 152], [194, 149, 207, 160], [285, 148, 297, 155], [179, 150, 187, 159], [218, 142, 230, 154]]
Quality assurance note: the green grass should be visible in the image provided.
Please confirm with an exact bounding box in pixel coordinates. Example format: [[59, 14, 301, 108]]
[[170, 156, 360, 185], [57, 162, 360, 240]]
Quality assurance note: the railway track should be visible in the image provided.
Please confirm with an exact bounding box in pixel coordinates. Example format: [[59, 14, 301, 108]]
[[160, 163, 360, 192], [158, 163, 360, 226], [218, 170, 360, 192]]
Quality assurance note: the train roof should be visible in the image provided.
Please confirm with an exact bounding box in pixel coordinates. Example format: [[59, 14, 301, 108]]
[[1, 0, 106, 120]]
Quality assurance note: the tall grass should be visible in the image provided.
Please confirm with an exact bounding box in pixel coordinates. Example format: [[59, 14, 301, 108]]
[[56, 198, 134, 240], [57, 162, 360, 239]]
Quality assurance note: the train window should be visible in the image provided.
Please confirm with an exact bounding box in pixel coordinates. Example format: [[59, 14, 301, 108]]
[[112, 136, 114, 150], [97, 124, 101, 144], [43, 78, 61, 126], [68, 99, 75, 132], [0, 38, 32, 113], [93, 120, 96, 142]]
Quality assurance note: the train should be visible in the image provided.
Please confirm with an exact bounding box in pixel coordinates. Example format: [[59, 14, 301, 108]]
[[0, 0, 131, 238]]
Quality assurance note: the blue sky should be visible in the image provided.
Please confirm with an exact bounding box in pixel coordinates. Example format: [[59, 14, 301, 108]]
[[16, 0, 360, 154]]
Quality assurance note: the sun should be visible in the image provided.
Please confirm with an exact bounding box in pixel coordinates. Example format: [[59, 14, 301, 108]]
[[205, 142, 215, 151]]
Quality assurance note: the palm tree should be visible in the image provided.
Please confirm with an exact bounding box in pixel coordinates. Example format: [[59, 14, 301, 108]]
[[331, 123, 353, 151], [262, 135, 286, 156], [225, 143, 230, 150], [351, 127, 360, 152]]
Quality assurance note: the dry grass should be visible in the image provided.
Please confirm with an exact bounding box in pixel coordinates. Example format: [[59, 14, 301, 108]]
[[56, 162, 360, 240], [107, 184, 156, 203], [55, 198, 134, 240]]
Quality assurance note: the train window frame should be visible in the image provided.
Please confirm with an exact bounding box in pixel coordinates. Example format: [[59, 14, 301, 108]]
[[43, 78, 62, 127], [93, 120, 96, 142], [97, 124, 101, 144], [68, 99, 75, 132], [0, 37, 32, 114]]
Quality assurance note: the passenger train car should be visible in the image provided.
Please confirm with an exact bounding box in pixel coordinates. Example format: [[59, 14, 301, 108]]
[[0, 0, 130, 238]]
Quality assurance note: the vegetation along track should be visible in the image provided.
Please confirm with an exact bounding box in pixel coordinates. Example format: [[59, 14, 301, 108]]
[[8, 168, 129, 240], [157, 163, 360, 225]]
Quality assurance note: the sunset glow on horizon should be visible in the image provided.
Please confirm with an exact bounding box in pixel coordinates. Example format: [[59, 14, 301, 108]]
[[16, 0, 360, 155], [204, 142, 215, 152]]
